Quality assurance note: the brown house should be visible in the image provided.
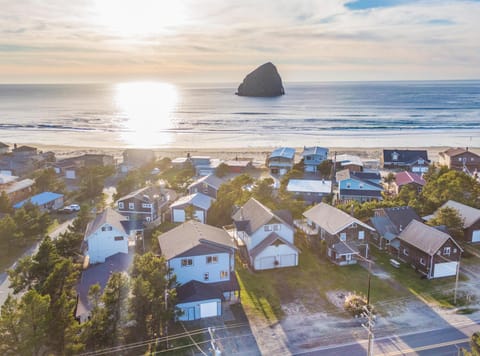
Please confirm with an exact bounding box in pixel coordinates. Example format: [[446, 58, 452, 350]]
[[438, 147, 480, 173], [302, 203, 375, 265], [398, 220, 462, 279]]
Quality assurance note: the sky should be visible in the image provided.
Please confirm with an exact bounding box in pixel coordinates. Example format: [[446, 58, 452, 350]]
[[1, 0, 480, 83]]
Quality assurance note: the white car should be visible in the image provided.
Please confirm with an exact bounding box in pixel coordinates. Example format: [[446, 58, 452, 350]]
[[61, 204, 81, 213]]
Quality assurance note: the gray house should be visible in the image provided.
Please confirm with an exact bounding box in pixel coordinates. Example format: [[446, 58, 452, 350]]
[[267, 147, 296, 175], [188, 174, 225, 199]]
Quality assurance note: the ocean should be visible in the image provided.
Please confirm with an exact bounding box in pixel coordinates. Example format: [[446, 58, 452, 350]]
[[0, 81, 479, 149]]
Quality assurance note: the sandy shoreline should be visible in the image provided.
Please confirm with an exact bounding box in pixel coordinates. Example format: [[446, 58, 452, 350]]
[[18, 142, 479, 164]]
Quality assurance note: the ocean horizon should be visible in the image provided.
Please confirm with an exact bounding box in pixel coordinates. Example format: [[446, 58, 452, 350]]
[[0, 80, 479, 150]]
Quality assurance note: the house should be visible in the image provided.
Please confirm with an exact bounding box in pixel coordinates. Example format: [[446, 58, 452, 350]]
[[336, 169, 383, 202], [393, 171, 426, 194], [53, 159, 78, 180], [192, 157, 222, 176], [83, 208, 135, 264], [188, 174, 225, 199], [0, 176, 35, 204], [438, 147, 480, 174], [14, 191, 64, 212], [301, 146, 329, 173], [158, 220, 240, 321], [286, 179, 332, 204], [397, 220, 462, 279], [170, 193, 214, 224], [75, 252, 132, 322], [0, 146, 55, 176], [370, 206, 422, 251], [334, 154, 364, 172], [382, 149, 430, 173], [267, 147, 296, 175], [302, 203, 375, 265], [427, 200, 480, 243], [120, 148, 155, 172], [116, 186, 168, 224], [12, 144, 38, 157], [0, 142, 9, 155], [223, 159, 253, 173], [231, 197, 299, 270]]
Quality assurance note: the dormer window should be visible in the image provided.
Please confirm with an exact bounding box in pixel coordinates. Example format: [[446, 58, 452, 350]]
[[392, 152, 399, 161]]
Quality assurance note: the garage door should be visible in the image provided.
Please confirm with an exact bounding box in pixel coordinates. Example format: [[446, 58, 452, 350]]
[[200, 302, 218, 318], [258, 256, 275, 270], [472, 230, 480, 243], [280, 254, 297, 267], [172, 209, 185, 223], [433, 262, 458, 278]]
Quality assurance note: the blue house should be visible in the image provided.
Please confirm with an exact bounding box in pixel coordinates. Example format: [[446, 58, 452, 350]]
[[336, 169, 383, 202], [158, 220, 239, 321], [14, 191, 64, 212], [267, 147, 295, 175], [301, 146, 329, 173]]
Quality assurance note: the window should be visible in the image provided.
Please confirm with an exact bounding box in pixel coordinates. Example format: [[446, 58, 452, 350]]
[[118, 202, 124, 209], [206, 255, 218, 264], [340, 232, 346, 242], [453, 248, 457, 253], [204, 272, 209, 281], [358, 231, 365, 240], [359, 184, 364, 189], [273, 224, 280, 231], [458, 157, 462, 162], [146, 216, 151, 222], [220, 271, 228, 279], [114, 236, 124, 241], [403, 248, 409, 256], [129, 202, 135, 210], [346, 183, 351, 188], [264, 225, 272, 232], [142, 203, 151, 208], [181, 258, 193, 267], [443, 247, 451, 255], [101, 225, 112, 232]]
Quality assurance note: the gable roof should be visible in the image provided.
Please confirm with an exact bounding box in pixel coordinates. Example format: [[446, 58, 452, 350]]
[[371, 206, 421, 239], [302, 146, 328, 157], [398, 220, 461, 256], [170, 193, 214, 211], [335, 154, 363, 167], [303, 203, 375, 235], [117, 186, 160, 203], [0, 142, 8, 148], [176, 280, 224, 303], [440, 147, 480, 158], [438, 200, 480, 229], [13, 145, 37, 152], [383, 149, 429, 164], [395, 171, 426, 187], [287, 179, 332, 194], [336, 169, 382, 186], [188, 174, 225, 191], [14, 191, 63, 209], [249, 232, 299, 260], [84, 207, 129, 239], [158, 220, 235, 260], [270, 147, 295, 160], [232, 197, 293, 235]]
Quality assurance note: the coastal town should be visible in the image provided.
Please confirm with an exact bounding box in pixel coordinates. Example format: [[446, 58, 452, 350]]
[[0, 142, 480, 355]]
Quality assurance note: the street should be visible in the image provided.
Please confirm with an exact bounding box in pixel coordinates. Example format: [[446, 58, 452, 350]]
[[0, 217, 75, 306], [294, 318, 479, 355]]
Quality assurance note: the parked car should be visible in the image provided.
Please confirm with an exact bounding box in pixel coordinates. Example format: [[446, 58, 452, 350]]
[[60, 204, 81, 213]]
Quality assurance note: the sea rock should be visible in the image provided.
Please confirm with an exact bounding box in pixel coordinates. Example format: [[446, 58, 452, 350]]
[[236, 62, 285, 97]]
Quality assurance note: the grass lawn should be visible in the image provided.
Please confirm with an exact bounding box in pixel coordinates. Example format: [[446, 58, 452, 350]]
[[236, 236, 402, 324]]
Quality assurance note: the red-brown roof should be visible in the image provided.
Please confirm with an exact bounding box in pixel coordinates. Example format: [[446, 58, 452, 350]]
[[395, 171, 425, 187]]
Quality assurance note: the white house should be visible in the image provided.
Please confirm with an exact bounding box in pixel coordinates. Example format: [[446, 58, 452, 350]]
[[170, 193, 214, 224], [231, 198, 299, 270], [84, 208, 132, 264]]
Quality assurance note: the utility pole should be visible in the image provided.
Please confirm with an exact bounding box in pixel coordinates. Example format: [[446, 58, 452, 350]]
[[361, 305, 375, 356]]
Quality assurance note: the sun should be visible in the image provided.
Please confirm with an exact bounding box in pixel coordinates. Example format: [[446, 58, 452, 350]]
[[93, 0, 187, 36]]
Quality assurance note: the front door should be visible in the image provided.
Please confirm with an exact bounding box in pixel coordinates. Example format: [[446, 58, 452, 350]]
[[188, 307, 195, 320]]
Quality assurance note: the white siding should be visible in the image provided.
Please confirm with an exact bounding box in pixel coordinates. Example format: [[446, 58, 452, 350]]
[[472, 230, 480, 243], [86, 225, 129, 264], [249, 223, 293, 250], [172, 208, 206, 224], [253, 243, 298, 270]]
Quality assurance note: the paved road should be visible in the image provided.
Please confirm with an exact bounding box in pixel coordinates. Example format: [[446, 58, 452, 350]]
[[294, 318, 479, 355], [0, 217, 75, 306]]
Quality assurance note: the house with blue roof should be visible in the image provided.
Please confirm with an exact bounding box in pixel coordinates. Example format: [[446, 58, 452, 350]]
[[14, 191, 64, 212], [301, 146, 329, 173], [267, 147, 296, 175], [336, 169, 383, 202]]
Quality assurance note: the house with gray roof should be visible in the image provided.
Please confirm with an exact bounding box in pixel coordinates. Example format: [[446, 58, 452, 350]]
[[188, 174, 225, 199], [84, 208, 135, 264], [301, 146, 329, 173], [116, 185, 169, 225], [382, 149, 430, 173], [370, 206, 421, 251], [231, 197, 299, 270], [427, 200, 480, 243], [302, 203, 375, 266], [267, 147, 296, 175], [158, 220, 239, 320], [398, 220, 462, 279], [170, 192, 214, 224]]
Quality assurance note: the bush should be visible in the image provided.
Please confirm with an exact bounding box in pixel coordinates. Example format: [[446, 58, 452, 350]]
[[344, 293, 373, 317]]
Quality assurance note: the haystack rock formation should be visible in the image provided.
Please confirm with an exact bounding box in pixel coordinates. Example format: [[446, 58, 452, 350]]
[[236, 62, 285, 97]]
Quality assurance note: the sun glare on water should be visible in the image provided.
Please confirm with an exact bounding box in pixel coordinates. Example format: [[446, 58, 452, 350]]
[[115, 82, 178, 147], [94, 0, 187, 36]]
